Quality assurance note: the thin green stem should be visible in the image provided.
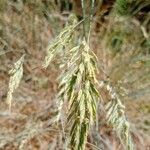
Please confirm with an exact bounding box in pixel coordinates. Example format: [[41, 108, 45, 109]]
[[81, 0, 87, 41], [88, 0, 95, 44]]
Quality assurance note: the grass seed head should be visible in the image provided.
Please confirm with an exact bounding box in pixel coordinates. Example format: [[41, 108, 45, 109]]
[[7, 54, 25, 112]]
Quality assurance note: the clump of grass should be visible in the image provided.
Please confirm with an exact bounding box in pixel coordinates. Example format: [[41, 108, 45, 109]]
[[7, 54, 25, 112], [114, 0, 128, 16]]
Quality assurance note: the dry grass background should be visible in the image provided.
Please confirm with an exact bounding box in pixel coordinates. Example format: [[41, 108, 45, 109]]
[[0, 0, 150, 150]]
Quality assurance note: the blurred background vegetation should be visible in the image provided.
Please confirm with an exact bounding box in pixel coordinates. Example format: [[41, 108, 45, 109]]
[[0, 0, 149, 149]]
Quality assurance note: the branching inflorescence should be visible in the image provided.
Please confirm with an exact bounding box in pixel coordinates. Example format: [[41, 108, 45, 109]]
[[58, 41, 99, 150], [100, 81, 134, 150], [43, 14, 99, 149], [43, 12, 134, 150], [42, 14, 78, 69]]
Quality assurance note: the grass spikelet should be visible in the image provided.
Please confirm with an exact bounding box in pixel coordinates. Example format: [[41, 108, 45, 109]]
[[58, 41, 99, 150], [43, 13, 77, 68], [7, 54, 25, 112], [104, 82, 134, 150]]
